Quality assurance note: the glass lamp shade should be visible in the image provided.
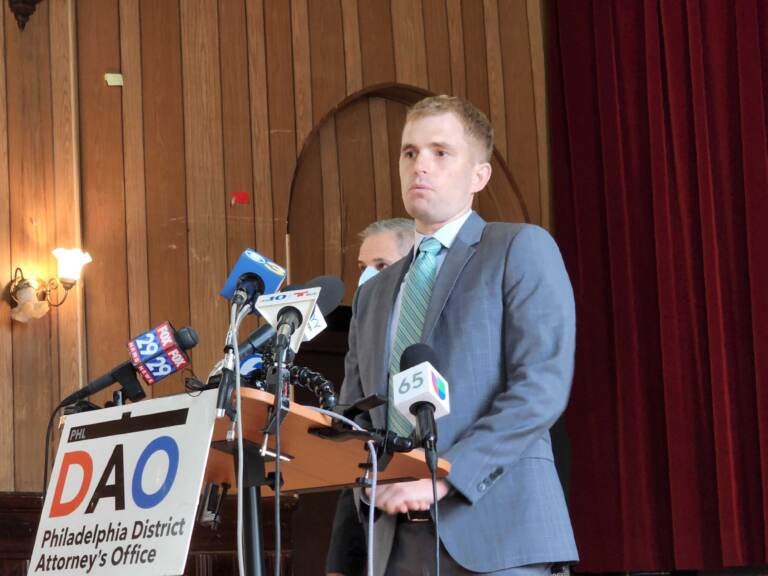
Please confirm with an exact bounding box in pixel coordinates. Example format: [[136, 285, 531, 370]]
[[52, 248, 92, 288]]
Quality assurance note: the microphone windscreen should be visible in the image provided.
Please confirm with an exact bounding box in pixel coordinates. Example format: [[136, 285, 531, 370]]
[[400, 343, 438, 372], [238, 324, 275, 355], [176, 326, 199, 350], [306, 275, 345, 315]]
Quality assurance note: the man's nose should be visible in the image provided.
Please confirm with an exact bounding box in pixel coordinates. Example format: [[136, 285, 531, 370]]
[[413, 152, 429, 174]]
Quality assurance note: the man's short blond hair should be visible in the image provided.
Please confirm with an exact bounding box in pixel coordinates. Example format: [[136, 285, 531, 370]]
[[406, 95, 494, 162]]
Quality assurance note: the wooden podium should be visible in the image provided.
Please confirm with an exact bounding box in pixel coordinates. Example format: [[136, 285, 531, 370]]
[[206, 388, 450, 492], [203, 388, 450, 574]]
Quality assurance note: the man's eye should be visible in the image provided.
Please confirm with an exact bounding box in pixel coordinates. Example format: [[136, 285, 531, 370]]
[[375, 263, 387, 271]]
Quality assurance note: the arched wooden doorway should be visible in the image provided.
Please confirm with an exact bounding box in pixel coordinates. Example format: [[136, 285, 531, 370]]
[[288, 84, 531, 303]]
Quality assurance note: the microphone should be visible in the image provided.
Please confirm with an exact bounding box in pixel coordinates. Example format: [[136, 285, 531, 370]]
[[215, 252, 285, 417], [236, 324, 275, 358], [219, 249, 286, 305], [301, 303, 328, 343], [256, 287, 320, 353], [60, 323, 199, 406], [240, 352, 264, 378], [127, 322, 197, 384], [237, 275, 344, 357], [297, 275, 345, 343], [231, 283, 303, 361], [392, 343, 450, 472], [214, 275, 345, 417], [305, 275, 345, 312]]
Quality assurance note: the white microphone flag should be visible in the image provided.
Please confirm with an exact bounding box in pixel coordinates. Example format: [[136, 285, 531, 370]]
[[302, 307, 327, 342], [255, 287, 321, 353], [391, 361, 450, 428]]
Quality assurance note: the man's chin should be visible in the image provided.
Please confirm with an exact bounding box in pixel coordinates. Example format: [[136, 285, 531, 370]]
[[403, 200, 431, 220]]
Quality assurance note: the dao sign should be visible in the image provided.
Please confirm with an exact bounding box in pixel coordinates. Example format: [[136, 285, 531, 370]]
[[28, 390, 217, 576]]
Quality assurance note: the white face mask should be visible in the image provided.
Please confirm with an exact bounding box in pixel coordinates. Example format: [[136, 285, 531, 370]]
[[358, 266, 380, 286]]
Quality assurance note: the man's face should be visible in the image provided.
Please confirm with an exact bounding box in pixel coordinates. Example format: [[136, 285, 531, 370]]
[[357, 231, 407, 272], [399, 112, 491, 233]]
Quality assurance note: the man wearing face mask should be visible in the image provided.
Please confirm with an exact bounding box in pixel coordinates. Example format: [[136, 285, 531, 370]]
[[326, 218, 414, 576], [357, 218, 416, 285]]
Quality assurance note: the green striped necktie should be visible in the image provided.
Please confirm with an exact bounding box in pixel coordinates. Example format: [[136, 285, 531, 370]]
[[387, 236, 442, 437]]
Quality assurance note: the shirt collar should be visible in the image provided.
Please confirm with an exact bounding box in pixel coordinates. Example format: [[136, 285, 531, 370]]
[[412, 209, 473, 256]]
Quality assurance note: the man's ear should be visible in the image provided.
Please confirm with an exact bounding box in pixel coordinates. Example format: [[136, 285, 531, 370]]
[[470, 161, 493, 193]]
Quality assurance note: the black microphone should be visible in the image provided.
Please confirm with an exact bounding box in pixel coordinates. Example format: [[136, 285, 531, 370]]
[[235, 282, 302, 358], [275, 306, 303, 350], [303, 275, 346, 314], [237, 324, 276, 358], [217, 277, 345, 416], [237, 275, 345, 357], [61, 325, 199, 406], [396, 343, 451, 472]]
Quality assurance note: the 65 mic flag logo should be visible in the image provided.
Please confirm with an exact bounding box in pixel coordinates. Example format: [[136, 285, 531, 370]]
[[29, 390, 217, 576], [432, 371, 447, 400]]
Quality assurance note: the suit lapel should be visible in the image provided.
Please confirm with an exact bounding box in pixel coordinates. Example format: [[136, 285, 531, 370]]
[[421, 212, 486, 342]]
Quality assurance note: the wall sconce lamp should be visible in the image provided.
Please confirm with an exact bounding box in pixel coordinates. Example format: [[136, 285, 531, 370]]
[[8, 248, 92, 322], [8, 0, 42, 30]]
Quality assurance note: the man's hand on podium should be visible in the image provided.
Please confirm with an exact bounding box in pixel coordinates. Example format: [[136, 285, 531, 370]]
[[364, 479, 450, 515]]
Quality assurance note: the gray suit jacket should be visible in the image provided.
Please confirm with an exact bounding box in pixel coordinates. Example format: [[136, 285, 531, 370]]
[[339, 213, 578, 573]]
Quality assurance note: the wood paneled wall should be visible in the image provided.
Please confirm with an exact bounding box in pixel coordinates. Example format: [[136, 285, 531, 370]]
[[0, 0, 85, 492], [0, 0, 551, 492]]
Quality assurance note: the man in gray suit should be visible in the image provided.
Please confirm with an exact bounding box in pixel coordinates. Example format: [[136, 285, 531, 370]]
[[335, 95, 578, 575]]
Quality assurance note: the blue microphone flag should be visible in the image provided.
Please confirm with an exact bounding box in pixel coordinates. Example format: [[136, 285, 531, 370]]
[[220, 249, 286, 301]]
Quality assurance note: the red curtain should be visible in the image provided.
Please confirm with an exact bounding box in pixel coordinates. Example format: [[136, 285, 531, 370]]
[[547, 0, 768, 571]]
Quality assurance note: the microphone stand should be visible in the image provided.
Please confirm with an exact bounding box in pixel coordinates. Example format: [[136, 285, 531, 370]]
[[265, 330, 293, 576], [211, 294, 277, 576], [218, 318, 293, 576]]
